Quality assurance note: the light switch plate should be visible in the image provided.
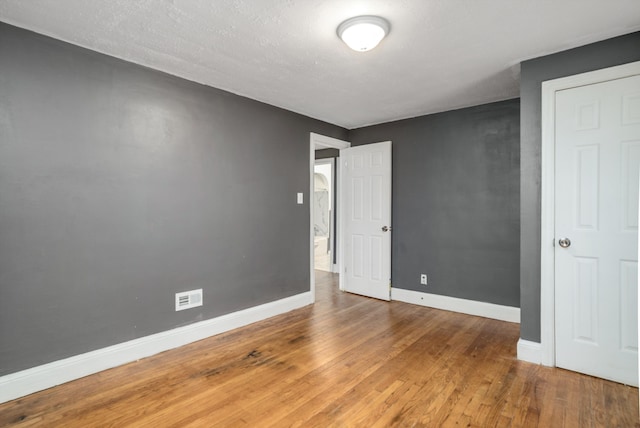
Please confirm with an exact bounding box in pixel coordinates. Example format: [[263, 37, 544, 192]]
[[297, 192, 303, 204]]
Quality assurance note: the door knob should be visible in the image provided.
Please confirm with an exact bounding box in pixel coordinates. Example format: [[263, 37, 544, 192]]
[[558, 238, 571, 248], [382, 226, 391, 232]]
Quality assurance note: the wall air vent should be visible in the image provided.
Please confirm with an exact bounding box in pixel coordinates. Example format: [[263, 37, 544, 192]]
[[175, 289, 203, 311]]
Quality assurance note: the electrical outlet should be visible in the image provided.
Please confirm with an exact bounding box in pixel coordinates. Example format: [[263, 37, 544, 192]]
[[175, 289, 203, 311], [420, 274, 427, 285]]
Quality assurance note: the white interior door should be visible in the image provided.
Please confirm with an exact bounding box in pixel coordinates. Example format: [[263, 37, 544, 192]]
[[555, 74, 640, 386], [341, 141, 392, 301]]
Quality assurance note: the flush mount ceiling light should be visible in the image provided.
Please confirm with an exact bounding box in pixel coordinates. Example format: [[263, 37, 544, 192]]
[[337, 15, 390, 52]]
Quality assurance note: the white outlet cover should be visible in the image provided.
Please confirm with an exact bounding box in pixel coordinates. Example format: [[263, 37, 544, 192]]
[[297, 192, 303, 204], [175, 289, 203, 311]]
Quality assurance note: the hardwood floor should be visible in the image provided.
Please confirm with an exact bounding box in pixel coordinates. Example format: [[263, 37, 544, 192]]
[[1, 271, 638, 427]]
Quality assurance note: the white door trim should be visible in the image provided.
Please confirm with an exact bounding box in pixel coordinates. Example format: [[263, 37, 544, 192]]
[[539, 60, 640, 367], [310, 133, 350, 301]]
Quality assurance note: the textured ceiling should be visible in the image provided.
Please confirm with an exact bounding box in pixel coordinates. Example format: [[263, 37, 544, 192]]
[[1, 1, 639, 129]]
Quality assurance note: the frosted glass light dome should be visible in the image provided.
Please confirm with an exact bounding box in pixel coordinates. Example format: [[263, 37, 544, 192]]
[[337, 16, 390, 52]]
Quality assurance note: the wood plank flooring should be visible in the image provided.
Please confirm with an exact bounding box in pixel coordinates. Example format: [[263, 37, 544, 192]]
[[1, 271, 638, 427]]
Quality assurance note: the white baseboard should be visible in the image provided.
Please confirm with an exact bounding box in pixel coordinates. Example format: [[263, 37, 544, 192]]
[[0, 291, 313, 404], [517, 339, 542, 364], [391, 287, 520, 323]]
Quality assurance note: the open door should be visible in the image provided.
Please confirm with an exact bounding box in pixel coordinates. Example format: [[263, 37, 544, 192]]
[[340, 141, 392, 301]]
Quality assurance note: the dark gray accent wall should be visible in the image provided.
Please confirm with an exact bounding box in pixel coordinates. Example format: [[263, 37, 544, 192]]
[[520, 31, 640, 342], [349, 99, 520, 307], [0, 22, 347, 375]]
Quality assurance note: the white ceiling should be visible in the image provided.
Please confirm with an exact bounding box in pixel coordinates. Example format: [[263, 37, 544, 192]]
[[1, 1, 639, 129]]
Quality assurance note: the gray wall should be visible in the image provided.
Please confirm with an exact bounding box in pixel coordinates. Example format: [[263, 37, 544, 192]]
[[349, 99, 520, 307], [314, 148, 339, 160], [0, 22, 347, 375], [520, 31, 640, 342]]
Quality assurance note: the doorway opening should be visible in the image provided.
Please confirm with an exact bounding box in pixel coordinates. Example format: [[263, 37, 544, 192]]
[[309, 133, 350, 302], [314, 159, 334, 272]]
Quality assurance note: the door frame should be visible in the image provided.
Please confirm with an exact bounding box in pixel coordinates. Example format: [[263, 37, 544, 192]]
[[540, 60, 640, 366], [310, 133, 350, 302]]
